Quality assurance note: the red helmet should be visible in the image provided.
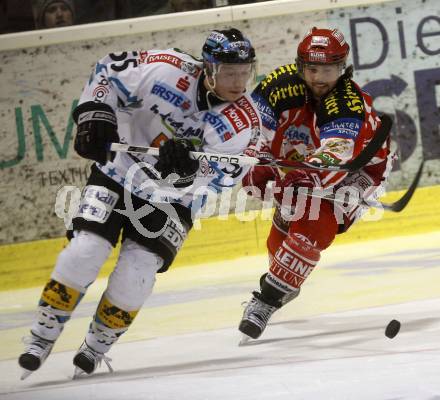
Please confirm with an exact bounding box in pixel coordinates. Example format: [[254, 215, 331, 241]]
[[297, 27, 350, 65]]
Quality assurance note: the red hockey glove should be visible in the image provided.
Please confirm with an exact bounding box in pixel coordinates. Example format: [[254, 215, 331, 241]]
[[242, 166, 280, 200], [274, 170, 319, 205]]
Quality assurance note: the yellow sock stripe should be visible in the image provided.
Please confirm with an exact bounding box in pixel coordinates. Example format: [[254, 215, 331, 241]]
[[96, 296, 139, 329], [40, 279, 81, 312]]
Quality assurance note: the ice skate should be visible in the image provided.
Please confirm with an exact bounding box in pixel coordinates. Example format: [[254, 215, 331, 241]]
[[238, 333, 251, 346], [73, 341, 113, 378], [238, 291, 280, 341], [19, 334, 54, 380]]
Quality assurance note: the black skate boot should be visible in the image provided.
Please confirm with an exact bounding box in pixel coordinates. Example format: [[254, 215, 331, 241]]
[[239, 291, 280, 341], [18, 305, 65, 380], [239, 275, 301, 344], [19, 334, 54, 380], [73, 341, 113, 377]]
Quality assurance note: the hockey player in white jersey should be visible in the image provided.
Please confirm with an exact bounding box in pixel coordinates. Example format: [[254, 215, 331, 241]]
[[18, 28, 261, 379]]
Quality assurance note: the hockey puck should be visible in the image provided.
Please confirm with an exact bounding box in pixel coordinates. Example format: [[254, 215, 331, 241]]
[[385, 319, 401, 338]]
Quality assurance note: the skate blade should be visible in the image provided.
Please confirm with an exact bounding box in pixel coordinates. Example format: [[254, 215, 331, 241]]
[[20, 369, 33, 380], [238, 334, 251, 346], [72, 367, 85, 380]]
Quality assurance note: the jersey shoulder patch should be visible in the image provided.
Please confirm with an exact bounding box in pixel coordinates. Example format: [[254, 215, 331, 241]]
[[254, 64, 306, 115], [317, 78, 366, 126]]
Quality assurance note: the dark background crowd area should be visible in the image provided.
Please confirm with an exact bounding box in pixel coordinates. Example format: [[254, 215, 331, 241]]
[[0, 0, 270, 34]]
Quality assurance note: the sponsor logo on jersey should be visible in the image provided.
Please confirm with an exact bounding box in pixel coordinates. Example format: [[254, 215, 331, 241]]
[[176, 76, 190, 92], [151, 81, 191, 110], [144, 53, 201, 77], [283, 125, 311, 145], [203, 112, 236, 142], [326, 138, 352, 153], [320, 118, 361, 140], [261, 113, 277, 131], [267, 83, 306, 108], [180, 127, 203, 143], [161, 218, 188, 252], [150, 104, 203, 141], [180, 61, 201, 77], [93, 85, 110, 100], [203, 112, 229, 134], [323, 90, 339, 116], [343, 80, 364, 114], [251, 93, 277, 130], [235, 96, 259, 128], [260, 64, 297, 90], [137, 50, 149, 64], [92, 74, 110, 101], [313, 151, 341, 165], [221, 104, 249, 133], [77, 185, 119, 223], [146, 53, 182, 67]]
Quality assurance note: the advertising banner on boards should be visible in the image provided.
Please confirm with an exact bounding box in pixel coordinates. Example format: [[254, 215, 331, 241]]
[[0, 0, 438, 244]]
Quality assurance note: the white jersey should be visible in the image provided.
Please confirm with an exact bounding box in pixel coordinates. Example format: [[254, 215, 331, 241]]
[[77, 48, 261, 211]]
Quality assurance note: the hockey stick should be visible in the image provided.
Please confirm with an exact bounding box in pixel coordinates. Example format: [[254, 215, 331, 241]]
[[379, 160, 424, 212], [283, 160, 424, 212], [110, 114, 392, 173]]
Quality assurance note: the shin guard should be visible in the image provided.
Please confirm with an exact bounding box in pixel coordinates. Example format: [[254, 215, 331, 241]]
[[85, 295, 139, 354], [32, 279, 85, 341], [266, 234, 321, 293]]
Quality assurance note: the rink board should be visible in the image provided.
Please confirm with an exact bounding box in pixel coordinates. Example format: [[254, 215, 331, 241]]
[[0, 185, 439, 291], [1, 0, 439, 245]]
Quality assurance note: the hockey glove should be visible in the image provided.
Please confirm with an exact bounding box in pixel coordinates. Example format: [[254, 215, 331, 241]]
[[155, 138, 200, 187], [72, 101, 119, 165], [242, 166, 280, 200], [274, 169, 319, 206]]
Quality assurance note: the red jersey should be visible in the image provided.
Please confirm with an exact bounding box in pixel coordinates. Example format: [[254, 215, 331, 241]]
[[250, 63, 393, 228]]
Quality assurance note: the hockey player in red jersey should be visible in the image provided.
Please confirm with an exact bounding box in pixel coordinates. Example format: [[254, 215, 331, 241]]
[[18, 28, 262, 379], [239, 27, 393, 341]]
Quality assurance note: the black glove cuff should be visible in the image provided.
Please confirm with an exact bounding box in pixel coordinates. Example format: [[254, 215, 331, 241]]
[[72, 101, 117, 126]]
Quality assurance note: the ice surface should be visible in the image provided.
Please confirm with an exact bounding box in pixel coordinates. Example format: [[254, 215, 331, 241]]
[[1, 232, 439, 399]]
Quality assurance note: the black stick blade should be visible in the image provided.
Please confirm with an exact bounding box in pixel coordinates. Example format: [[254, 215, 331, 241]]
[[384, 161, 425, 212]]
